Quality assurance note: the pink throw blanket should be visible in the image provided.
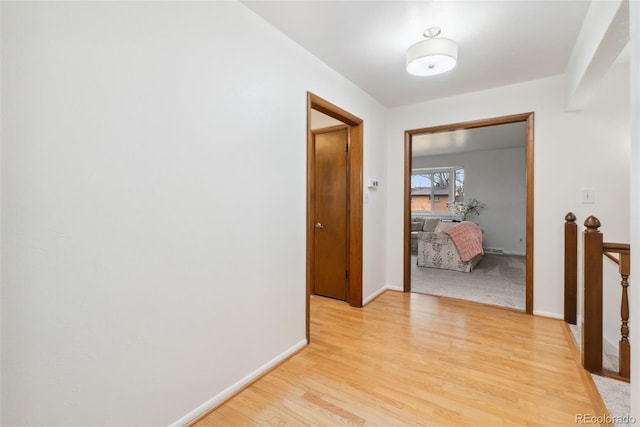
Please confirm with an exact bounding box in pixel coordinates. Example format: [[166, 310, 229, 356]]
[[444, 221, 484, 262]]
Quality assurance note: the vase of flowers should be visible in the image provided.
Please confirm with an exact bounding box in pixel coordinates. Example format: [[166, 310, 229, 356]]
[[447, 198, 485, 221]]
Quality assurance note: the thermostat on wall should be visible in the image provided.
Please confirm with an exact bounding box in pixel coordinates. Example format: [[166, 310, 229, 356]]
[[368, 179, 380, 189]]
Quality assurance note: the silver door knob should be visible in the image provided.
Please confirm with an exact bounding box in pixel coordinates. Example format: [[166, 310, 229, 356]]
[[315, 222, 324, 229]]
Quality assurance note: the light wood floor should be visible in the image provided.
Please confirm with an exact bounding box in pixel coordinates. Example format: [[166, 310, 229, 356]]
[[193, 291, 610, 426]]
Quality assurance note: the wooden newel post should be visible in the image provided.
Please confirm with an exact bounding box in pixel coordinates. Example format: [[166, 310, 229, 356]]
[[564, 212, 577, 324], [619, 252, 630, 379], [583, 216, 603, 373]]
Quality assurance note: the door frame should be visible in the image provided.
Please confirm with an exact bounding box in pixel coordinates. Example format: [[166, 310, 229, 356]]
[[307, 92, 363, 342], [403, 112, 535, 314]]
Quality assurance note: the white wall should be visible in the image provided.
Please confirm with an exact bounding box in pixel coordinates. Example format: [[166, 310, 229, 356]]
[[585, 63, 632, 360], [0, 2, 387, 425], [629, 0, 639, 419], [387, 64, 630, 322], [0, 2, 3, 422], [413, 147, 526, 255]]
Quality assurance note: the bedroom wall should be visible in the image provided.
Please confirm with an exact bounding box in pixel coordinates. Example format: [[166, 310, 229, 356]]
[[413, 147, 526, 255], [0, 1, 388, 425], [387, 64, 630, 326]]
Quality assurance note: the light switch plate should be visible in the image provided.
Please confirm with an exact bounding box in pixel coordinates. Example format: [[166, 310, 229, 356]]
[[581, 188, 595, 204]]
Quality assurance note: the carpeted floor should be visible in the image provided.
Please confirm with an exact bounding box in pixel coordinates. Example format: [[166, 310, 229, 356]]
[[411, 253, 526, 310], [569, 324, 631, 427]]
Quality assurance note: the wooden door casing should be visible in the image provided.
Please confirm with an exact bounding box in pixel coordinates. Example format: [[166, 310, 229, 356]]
[[403, 112, 535, 314], [306, 92, 363, 343]]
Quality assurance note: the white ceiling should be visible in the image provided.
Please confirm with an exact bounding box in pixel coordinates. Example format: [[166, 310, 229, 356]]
[[310, 109, 343, 130], [242, 0, 592, 107], [412, 121, 527, 157]]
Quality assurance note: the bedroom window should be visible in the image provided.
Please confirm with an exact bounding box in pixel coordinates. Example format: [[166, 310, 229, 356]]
[[454, 168, 465, 203], [411, 167, 464, 214]]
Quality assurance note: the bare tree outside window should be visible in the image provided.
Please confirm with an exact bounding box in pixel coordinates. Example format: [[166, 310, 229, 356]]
[[432, 172, 450, 190], [454, 168, 464, 203], [411, 168, 463, 213]]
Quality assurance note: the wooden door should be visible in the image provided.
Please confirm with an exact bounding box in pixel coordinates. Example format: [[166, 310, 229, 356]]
[[313, 126, 349, 301]]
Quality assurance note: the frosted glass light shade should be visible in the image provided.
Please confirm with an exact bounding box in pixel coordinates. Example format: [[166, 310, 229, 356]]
[[406, 38, 458, 76]]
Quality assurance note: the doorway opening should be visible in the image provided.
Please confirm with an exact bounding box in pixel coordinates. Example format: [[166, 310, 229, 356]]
[[306, 92, 363, 342], [403, 113, 535, 314]]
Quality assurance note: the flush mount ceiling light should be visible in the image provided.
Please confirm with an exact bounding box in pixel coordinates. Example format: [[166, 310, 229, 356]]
[[406, 27, 458, 76]]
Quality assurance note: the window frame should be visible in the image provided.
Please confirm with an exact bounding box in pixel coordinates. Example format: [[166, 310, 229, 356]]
[[410, 166, 464, 216]]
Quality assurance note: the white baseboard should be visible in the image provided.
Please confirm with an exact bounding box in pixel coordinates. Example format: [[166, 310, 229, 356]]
[[363, 285, 403, 306], [363, 286, 388, 306], [503, 250, 526, 256], [170, 339, 307, 426], [363, 285, 404, 305], [538, 313, 584, 325], [533, 310, 563, 320]]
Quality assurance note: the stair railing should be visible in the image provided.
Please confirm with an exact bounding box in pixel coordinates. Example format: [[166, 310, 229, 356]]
[[564, 212, 577, 325], [582, 215, 630, 381]]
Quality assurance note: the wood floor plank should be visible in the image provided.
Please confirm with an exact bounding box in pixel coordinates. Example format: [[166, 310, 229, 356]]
[[192, 291, 611, 426]]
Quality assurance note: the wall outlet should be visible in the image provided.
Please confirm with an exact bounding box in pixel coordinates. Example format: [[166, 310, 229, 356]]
[[367, 179, 379, 189]]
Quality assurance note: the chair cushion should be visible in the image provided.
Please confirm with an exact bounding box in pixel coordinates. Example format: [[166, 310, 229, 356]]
[[411, 222, 423, 231], [423, 218, 440, 232], [434, 221, 457, 233]]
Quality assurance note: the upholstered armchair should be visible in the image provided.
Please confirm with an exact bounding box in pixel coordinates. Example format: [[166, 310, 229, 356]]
[[416, 226, 483, 273]]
